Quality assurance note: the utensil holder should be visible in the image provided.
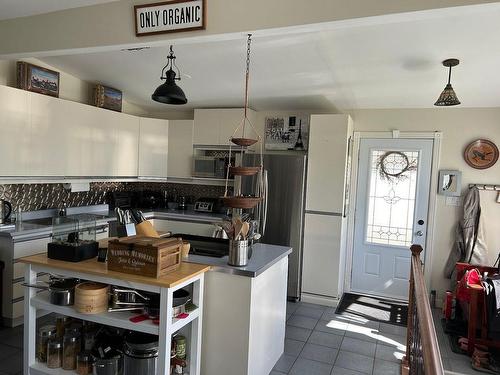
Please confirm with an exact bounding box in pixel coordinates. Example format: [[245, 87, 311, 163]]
[[228, 240, 249, 267]]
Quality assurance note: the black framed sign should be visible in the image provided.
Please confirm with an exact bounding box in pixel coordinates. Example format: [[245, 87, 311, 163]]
[[134, 0, 205, 36]]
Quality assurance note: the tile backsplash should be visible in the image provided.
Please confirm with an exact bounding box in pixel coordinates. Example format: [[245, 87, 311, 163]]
[[0, 182, 226, 212]]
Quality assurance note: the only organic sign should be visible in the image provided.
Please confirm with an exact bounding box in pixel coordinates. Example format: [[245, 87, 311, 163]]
[[134, 0, 205, 36]]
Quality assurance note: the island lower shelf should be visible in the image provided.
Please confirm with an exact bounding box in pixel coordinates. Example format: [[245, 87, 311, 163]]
[[31, 292, 200, 336]]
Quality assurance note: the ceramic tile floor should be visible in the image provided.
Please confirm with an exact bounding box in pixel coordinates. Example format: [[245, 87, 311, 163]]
[[273, 301, 407, 375], [0, 305, 477, 375], [275, 301, 477, 375]]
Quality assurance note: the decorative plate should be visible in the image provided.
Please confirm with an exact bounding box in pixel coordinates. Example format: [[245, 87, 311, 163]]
[[464, 139, 499, 169]]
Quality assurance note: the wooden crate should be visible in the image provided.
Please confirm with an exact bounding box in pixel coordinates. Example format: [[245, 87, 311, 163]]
[[107, 236, 182, 278]]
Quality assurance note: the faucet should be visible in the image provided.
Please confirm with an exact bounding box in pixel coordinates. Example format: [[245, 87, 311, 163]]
[[58, 201, 67, 217]]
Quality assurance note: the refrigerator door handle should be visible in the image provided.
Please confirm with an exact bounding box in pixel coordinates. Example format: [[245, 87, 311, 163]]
[[261, 169, 268, 236]]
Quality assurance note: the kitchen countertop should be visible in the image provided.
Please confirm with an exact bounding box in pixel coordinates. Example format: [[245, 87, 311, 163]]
[[0, 211, 114, 241], [0, 208, 225, 240], [20, 253, 210, 288], [183, 243, 292, 277]]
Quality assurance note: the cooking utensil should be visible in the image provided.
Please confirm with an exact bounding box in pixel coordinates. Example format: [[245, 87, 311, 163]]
[[130, 209, 142, 224], [219, 220, 234, 239], [240, 222, 250, 239], [109, 287, 150, 306], [232, 217, 244, 240], [23, 277, 79, 306]]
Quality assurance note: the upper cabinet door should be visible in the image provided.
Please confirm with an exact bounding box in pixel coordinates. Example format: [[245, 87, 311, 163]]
[[29, 93, 71, 176], [138, 117, 169, 177], [114, 113, 139, 177], [193, 108, 257, 146], [0, 86, 31, 176], [193, 109, 221, 145], [306, 114, 353, 214], [167, 120, 193, 178]]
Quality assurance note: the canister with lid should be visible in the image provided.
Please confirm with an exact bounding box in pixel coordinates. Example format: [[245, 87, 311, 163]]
[[36, 325, 56, 363], [47, 339, 62, 369]]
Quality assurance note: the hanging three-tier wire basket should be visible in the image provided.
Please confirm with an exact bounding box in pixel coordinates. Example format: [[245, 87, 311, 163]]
[[221, 34, 264, 209]]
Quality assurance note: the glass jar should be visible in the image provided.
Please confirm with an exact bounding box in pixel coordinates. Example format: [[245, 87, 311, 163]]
[[47, 340, 62, 369], [77, 351, 93, 375], [56, 315, 72, 339], [174, 336, 186, 359], [63, 333, 78, 370], [65, 325, 82, 354], [36, 325, 56, 363]]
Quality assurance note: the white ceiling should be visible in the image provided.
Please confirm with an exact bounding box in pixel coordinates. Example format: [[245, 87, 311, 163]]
[[39, 3, 500, 111], [0, 0, 118, 20]]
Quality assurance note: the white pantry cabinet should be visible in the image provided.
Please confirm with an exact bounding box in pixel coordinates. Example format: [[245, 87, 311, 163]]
[[306, 114, 353, 214], [193, 108, 257, 146], [0, 85, 31, 176], [138, 117, 169, 177], [167, 120, 194, 178], [302, 213, 342, 298]]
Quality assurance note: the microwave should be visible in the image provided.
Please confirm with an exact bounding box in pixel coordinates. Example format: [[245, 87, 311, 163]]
[[193, 156, 232, 179]]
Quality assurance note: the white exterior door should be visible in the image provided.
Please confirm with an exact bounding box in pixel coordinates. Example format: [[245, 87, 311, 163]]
[[351, 138, 433, 300]]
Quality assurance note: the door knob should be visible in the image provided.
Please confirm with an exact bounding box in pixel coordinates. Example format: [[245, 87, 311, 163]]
[[415, 231, 424, 237]]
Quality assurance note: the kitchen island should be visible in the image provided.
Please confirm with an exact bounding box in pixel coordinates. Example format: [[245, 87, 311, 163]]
[[184, 243, 292, 375], [20, 254, 210, 375]]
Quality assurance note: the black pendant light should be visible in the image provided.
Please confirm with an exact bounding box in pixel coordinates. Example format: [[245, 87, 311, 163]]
[[152, 45, 188, 105], [434, 58, 460, 106]]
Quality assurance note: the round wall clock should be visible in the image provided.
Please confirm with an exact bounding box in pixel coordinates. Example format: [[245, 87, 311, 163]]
[[464, 139, 499, 169]]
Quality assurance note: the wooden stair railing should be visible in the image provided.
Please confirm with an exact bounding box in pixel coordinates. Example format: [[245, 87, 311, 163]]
[[402, 245, 445, 375]]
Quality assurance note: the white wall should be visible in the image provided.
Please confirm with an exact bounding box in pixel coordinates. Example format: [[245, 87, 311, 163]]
[[0, 58, 148, 116], [349, 108, 500, 302]]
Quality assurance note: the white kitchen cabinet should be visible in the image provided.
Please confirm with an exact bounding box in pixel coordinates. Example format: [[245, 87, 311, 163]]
[[152, 219, 213, 237], [302, 213, 342, 298], [29, 93, 72, 176], [114, 113, 140, 176], [167, 120, 194, 178], [138, 117, 169, 177], [0, 86, 31, 176], [306, 114, 353, 214], [194, 108, 257, 146]]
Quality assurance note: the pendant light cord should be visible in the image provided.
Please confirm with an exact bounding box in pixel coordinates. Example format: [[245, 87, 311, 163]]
[[448, 65, 452, 85]]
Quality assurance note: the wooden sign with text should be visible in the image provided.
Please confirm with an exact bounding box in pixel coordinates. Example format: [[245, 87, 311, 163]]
[[134, 0, 205, 36]]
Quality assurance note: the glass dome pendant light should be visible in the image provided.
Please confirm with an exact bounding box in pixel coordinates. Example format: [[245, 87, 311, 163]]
[[434, 58, 461, 106], [151, 45, 188, 105]]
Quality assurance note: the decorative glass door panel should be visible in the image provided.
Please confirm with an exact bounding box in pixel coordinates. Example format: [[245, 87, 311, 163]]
[[365, 150, 419, 247]]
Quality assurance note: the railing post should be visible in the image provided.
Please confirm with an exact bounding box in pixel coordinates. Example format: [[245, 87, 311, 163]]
[[403, 245, 423, 375]]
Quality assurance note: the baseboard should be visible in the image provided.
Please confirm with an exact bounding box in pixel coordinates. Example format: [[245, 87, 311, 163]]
[[301, 292, 339, 307]]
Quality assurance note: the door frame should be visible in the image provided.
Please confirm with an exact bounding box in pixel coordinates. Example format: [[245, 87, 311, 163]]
[[341, 131, 442, 299]]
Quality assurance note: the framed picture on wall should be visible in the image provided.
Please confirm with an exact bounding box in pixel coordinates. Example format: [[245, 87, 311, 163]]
[[93, 84, 123, 112], [16, 62, 60, 97], [264, 115, 309, 151]]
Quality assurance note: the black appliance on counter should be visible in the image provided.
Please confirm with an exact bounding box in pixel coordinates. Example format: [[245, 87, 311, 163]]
[[107, 191, 132, 210], [134, 191, 164, 209], [194, 197, 221, 213]]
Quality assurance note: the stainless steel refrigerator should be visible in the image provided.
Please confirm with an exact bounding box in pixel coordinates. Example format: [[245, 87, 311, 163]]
[[243, 153, 307, 300]]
